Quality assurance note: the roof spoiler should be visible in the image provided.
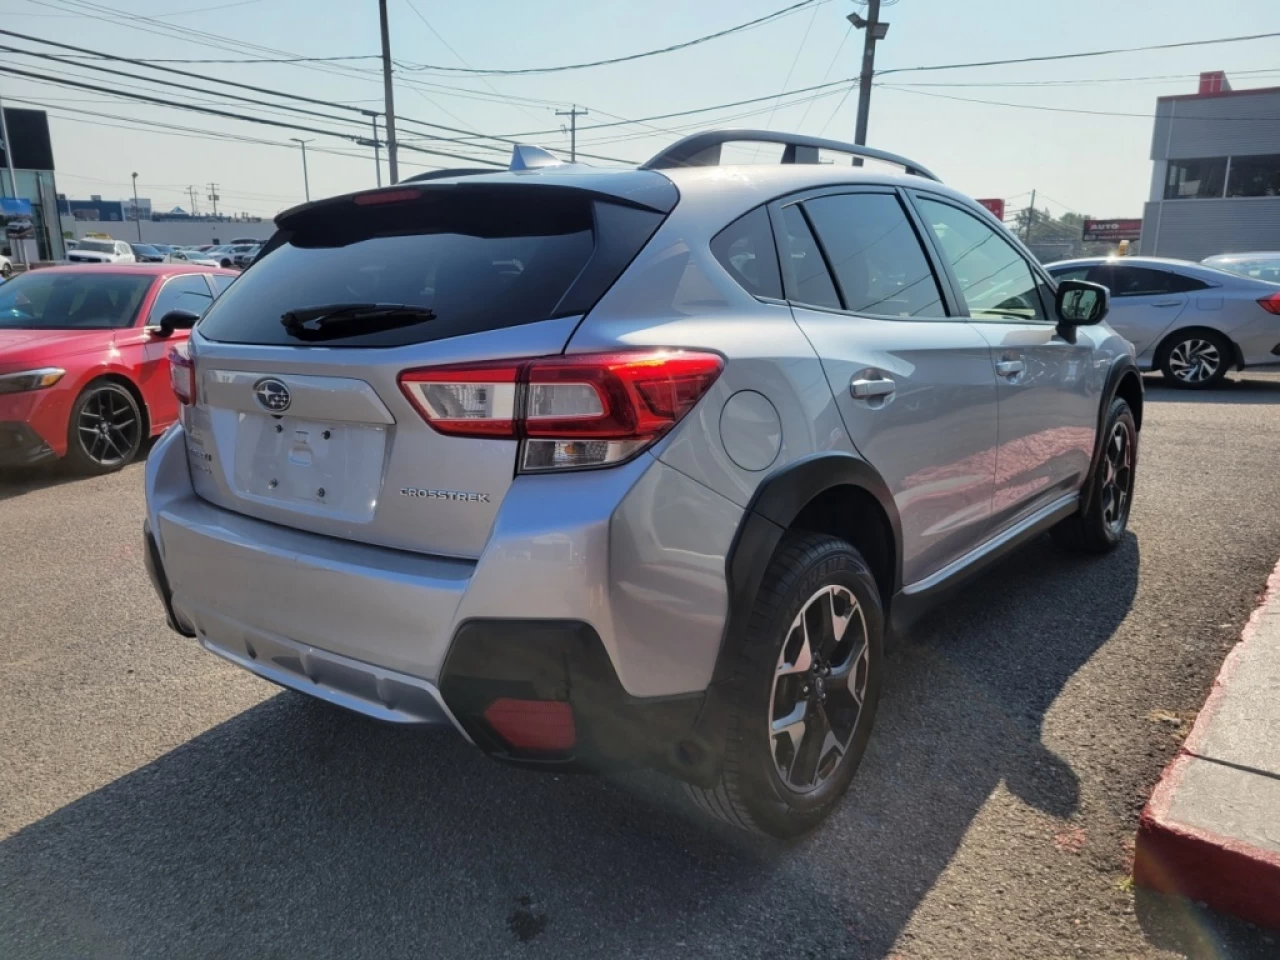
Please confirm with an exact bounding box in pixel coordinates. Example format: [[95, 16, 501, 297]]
[[640, 129, 940, 181]]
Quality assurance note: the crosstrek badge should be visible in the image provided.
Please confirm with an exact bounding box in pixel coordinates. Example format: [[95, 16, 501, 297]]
[[400, 488, 491, 503]]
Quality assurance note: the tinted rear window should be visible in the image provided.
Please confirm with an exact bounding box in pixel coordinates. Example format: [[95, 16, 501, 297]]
[[199, 190, 605, 348]]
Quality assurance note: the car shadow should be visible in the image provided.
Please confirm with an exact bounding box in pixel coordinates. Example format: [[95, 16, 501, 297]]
[[0, 439, 155, 503], [1142, 373, 1280, 404], [0, 534, 1140, 959]]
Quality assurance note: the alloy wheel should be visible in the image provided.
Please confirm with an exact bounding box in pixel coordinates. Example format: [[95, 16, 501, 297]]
[[1100, 420, 1133, 535], [1167, 338, 1220, 384], [77, 386, 140, 467], [769, 584, 870, 793]]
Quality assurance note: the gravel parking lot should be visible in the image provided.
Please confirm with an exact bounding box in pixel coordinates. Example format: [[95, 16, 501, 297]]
[[3, 373, 1279, 960]]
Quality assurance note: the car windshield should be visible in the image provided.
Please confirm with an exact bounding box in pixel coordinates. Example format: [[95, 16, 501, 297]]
[[1205, 256, 1280, 283], [131, 244, 162, 257], [0, 272, 151, 329], [76, 240, 117, 254]]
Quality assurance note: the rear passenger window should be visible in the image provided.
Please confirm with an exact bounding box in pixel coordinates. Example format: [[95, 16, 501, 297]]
[[802, 193, 946, 318], [1049, 266, 1091, 283], [710, 207, 782, 299], [779, 204, 841, 310]]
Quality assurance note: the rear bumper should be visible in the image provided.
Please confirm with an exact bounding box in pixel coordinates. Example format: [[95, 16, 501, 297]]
[[142, 423, 739, 775]]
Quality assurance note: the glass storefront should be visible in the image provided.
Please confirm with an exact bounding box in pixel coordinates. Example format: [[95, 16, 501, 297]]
[[0, 168, 64, 262]]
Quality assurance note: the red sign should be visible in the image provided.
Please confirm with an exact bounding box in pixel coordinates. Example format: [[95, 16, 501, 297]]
[[1082, 218, 1142, 242], [975, 198, 1005, 221]]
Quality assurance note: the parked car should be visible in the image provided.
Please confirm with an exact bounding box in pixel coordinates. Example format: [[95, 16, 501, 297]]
[[215, 244, 260, 269], [228, 236, 262, 245], [130, 243, 167, 263], [142, 131, 1141, 839], [0, 252, 10, 279], [0, 263, 237, 473], [67, 238, 137, 265], [1046, 256, 1280, 388], [164, 249, 221, 267], [1201, 251, 1280, 285]]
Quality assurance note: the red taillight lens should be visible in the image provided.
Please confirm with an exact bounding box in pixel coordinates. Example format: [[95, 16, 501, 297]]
[[482, 698, 576, 753], [398, 350, 724, 472], [168, 341, 196, 405], [1258, 292, 1280, 315]]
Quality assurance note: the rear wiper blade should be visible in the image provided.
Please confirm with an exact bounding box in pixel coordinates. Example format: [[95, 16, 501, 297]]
[[280, 303, 436, 341]]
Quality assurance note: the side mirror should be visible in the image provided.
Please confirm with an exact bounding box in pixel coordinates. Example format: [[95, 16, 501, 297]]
[[148, 308, 201, 338], [1055, 279, 1109, 326]]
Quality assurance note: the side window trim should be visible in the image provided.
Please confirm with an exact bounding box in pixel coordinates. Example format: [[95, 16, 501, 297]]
[[766, 186, 957, 320], [906, 189, 1056, 325]]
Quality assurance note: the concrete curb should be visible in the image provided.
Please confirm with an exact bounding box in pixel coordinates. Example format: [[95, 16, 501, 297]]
[[1134, 560, 1280, 929]]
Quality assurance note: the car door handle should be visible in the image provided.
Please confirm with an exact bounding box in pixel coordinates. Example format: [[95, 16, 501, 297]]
[[1152, 299, 1182, 307], [995, 359, 1025, 377], [850, 377, 896, 399]]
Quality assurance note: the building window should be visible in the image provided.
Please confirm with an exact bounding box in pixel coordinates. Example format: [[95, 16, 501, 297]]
[[1164, 158, 1227, 199], [1227, 154, 1280, 198]]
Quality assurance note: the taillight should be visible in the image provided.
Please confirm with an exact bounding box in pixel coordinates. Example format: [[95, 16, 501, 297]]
[[168, 341, 196, 405], [397, 349, 724, 472], [1258, 292, 1280, 315]]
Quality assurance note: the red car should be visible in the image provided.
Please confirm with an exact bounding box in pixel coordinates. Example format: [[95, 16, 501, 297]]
[[0, 264, 237, 473]]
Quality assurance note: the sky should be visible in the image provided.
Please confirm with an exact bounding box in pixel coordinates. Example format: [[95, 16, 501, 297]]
[[1, 0, 1278, 222]]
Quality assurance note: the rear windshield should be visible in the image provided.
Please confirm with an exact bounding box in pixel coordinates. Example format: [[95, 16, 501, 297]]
[[0, 272, 151, 330], [198, 190, 602, 348]]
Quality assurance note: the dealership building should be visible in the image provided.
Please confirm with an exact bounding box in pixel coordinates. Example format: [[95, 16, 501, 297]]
[[0, 105, 65, 262], [1141, 72, 1280, 259]]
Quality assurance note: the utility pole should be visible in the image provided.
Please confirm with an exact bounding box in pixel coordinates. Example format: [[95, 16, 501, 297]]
[[291, 138, 313, 201], [131, 172, 142, 242], [362, 111, 383, 187], [849, 0, 888, 146], [378, 0, 399, 183], [186, 185, 200, 216], [0, 93, 25, 267], [207, 182, 220, 218], [1024, 189, 1037, 243], [555, 105, 588, 162]]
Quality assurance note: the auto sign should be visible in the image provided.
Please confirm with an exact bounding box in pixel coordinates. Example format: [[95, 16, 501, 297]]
[[1082, 218, 1142, 242]]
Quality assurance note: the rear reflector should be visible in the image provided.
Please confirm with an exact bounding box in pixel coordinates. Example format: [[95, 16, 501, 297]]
[[398, 349, 724, 472], [482, 698, 576, 753], [168, 341, 196, 405], [1259, 292, 1280, 315]]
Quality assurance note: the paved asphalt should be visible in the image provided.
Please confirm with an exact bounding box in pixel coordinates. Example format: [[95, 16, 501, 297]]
[[3, 373, 1280, 960]]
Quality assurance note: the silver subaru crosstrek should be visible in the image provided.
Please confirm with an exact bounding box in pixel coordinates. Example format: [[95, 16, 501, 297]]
[[143, 130, 1142, 838]]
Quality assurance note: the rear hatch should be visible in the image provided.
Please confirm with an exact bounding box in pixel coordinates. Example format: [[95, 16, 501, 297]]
[[182, 175, 674, 559]]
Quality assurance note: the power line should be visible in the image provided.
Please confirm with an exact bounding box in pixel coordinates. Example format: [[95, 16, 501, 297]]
[[0, 63, 508, 167], [796, 24, 853, 130], [879, 84, 1280, 121], [876, 30, 1280, 77], [397, 0, 830, 76], [14, 0, 265, 19], [757, 0, 824, 137], [51, 53, 381, 64]]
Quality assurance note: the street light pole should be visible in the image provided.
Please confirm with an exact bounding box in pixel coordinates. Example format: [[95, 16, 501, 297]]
[[131, 171, 142, 242], [291, 138, 313, 201]]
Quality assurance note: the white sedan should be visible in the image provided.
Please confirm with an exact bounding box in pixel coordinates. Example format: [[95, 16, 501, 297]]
[[164, 249, 220, 267]]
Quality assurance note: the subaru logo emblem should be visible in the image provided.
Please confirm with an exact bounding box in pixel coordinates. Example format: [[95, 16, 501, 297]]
[[253, 377, 291, 413]]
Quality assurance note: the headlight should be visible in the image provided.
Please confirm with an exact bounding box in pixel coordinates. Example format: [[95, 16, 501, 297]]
[[0, 367, 66, 394]]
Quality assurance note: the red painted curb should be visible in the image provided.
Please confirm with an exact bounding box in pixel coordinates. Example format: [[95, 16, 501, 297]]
[[1133, 561, 1280, 930]]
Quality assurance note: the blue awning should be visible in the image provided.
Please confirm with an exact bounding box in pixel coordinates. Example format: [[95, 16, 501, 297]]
[[0, 197, 33, 216]]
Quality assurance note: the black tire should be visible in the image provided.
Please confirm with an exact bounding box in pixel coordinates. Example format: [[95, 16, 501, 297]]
[[0, 262, 11, 279], [1052, 396, 1137, 553], [686, 532, 884, 839], [220, 258, 233, 269], [64, 380, 144, 475], [1158, 329, 1232, 389]]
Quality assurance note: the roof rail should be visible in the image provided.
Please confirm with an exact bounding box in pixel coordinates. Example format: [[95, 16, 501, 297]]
[[640, 129, 940, 182]]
